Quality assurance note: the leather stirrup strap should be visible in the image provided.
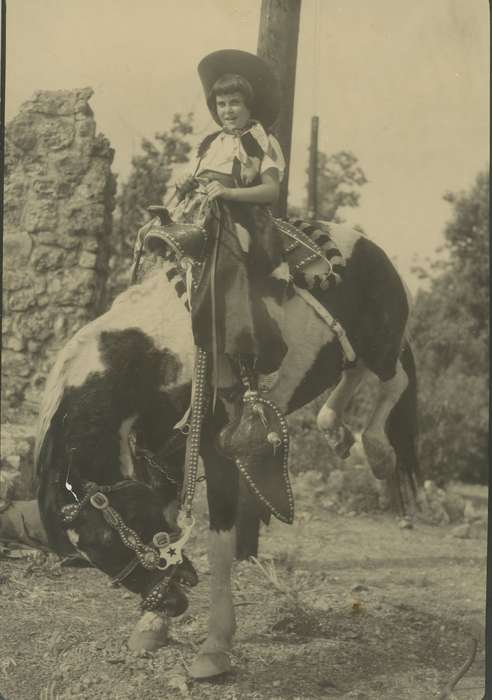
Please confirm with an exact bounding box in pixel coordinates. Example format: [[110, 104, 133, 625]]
[[209, 202, 222, 411]]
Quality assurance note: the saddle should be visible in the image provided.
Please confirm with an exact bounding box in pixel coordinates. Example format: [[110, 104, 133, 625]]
[[142, 207, 346, 291], [138, 208, 353, 526]]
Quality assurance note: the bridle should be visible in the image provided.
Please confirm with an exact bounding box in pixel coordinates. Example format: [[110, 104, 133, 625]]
[[60, 478, 195, 611]]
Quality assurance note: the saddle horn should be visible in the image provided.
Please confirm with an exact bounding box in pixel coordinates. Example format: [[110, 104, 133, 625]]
[[147, 205, 174, 226]]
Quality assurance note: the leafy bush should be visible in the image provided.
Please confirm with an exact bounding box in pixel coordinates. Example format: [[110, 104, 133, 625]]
[[411, 170, 489, 483], [107, 113, 193, 301]]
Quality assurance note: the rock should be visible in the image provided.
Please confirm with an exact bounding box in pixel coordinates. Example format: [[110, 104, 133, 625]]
[[3, 88, 114, 430], [92, 133, 115, 160], [81, 238, 99, 252], [450, 524, 471, 539], [23, 200, 59, 233], [35, 228, 80, 249], [399, 517, 414, 529], [464, 500, 479, 523], [18, 311, 55, 340], [47, 277, 62, 294], [8, 287, 37, 311], [61, 201, 106, 236], [79, 251, 98, 269], [416, 489, 451, 526], [3, 455, 21, 470], [0, 469, 21, 500], [22, 87, 94, 117], [351, 583, 369, 593], [3, 231, 33, 265], [32, 178, 57, 199], [31, 245, 65, 272], [3, 270, 29, 291], [38, 118, 75, 151], [8, 115, 38, 151], [3, 335, 25, 352], [442, 491, 466, 523], [27, 340, 41, 353]]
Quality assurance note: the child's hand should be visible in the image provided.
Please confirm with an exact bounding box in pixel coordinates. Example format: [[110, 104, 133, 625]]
[[205, 181, 231, 201], [175, 175, 197, 202], [176, 174, 194, 190]]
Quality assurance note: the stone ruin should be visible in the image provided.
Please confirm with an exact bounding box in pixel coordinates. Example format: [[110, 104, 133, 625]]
[[1, 88, 116, 498]]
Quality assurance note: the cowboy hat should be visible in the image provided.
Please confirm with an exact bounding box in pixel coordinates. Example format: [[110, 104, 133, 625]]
[[198, 49, 280, 128]]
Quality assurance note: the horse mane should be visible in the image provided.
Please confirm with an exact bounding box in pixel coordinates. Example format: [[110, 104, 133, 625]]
[[34, 319, 103, 469]]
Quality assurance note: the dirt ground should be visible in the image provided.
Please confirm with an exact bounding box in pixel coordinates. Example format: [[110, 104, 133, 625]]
[[0, 481, 487, 700]]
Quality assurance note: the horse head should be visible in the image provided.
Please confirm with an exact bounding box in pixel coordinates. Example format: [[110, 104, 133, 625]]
[[57, 477, 197, 616], [35, 259, 197, 618]]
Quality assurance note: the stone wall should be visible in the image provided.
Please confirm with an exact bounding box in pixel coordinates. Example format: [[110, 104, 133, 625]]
[[1, 88, 116, 498]]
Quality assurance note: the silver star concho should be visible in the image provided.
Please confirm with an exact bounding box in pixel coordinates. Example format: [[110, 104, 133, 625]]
[[153, 516, 195, 570]]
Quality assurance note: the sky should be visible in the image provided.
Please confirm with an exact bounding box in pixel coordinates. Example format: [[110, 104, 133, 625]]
[[4, 0, 489, 291]]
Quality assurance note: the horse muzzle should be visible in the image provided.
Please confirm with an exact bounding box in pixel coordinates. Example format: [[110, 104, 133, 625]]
[[161, 580, 189, 617]]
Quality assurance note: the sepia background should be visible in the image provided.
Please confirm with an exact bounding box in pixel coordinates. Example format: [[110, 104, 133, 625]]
[[5, 0, 489, 288], [1, 1, 489, 699]]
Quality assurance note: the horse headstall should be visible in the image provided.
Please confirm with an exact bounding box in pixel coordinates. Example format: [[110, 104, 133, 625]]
[[60, 480, 195, 577]]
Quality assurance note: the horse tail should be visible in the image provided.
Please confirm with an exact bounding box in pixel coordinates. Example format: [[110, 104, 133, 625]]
[[386, 340, 422, 495]]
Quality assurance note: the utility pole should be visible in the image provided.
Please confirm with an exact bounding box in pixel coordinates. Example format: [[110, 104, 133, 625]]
[[257, 0, 301, 218], [307, 115, 319, 221]]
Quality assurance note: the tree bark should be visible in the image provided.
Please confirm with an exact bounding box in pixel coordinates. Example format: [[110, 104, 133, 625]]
[[257, 0, 301, 218]]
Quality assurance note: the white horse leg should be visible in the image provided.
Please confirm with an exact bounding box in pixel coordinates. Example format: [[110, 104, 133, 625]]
[[317, 362, 368, 457], [362, 360, 408, 480], [190, 528, 236, 679]]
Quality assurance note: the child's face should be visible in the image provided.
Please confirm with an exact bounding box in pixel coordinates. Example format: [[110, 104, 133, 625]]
[[216, 92, 251, 131]]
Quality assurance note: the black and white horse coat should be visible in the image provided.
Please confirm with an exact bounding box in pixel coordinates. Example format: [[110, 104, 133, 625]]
[[36, 223, 419, 678]]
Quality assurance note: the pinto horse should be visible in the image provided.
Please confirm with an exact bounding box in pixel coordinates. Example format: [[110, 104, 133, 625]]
[[36, 221, 419, 679]]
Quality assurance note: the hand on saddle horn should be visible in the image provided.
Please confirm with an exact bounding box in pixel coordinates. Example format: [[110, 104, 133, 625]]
[[175, 175, 199, 201], [205, 180, 231, 201]]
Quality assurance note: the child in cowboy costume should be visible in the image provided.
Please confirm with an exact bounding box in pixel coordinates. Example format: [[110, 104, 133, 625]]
[[173, 49, 290, 393]]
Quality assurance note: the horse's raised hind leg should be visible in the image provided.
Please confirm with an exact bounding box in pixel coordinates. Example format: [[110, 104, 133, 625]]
[[317, 362, 368, 458], [362, 360, 408, 480]]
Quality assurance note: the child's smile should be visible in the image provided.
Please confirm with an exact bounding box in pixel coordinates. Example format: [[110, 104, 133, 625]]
[[216, 92, 251, 131]]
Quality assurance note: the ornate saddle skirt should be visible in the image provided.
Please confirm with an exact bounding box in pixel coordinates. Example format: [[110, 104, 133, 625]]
[[144, 220, 209, 269], [143, 215, 346, 291]]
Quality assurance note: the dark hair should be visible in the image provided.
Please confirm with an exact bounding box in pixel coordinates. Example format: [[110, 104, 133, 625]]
[[207, 73, 255, 119]]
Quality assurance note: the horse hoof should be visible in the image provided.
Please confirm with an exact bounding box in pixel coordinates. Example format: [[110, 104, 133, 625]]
[[362, 433, 396, 480], [127, 612, 169, 651], [322, 423, 355, 459], [189, 652, 231, 680]]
